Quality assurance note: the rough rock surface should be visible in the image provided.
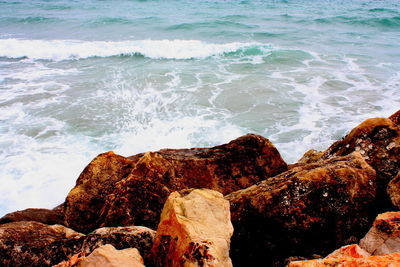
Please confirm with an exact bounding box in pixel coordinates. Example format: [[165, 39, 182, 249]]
[[151, 189, 233, 267], [320, 115, 400, 210], [77, 244, 144, 267], [64, 134, 287, 232], [389, 110, 400, 126], [360, 211, 400, 255], [0, 208, 64, 225], [387, 174, 400, 209], [0, 221, 84, 267], [288, 252, 400, 266], [226, 152, 377, 266], [326, 244, 370, 259], [82, 226, 155, 261]]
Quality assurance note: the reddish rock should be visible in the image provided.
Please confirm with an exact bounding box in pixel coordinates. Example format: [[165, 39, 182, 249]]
[[320, 116, 400, 210], [288, 252, 400, 266], [151, 189, 233, 267], [388, 174, 400, 209], [64, 134, 287, 232], [360, 212, 400, 255], [82, 226, 155, 262], [0, 208, 64, 225], [389, 110, 400, 126], [326, 244, 370, 259], [0, 221, 84, 267], [226, 152, 377, 266]]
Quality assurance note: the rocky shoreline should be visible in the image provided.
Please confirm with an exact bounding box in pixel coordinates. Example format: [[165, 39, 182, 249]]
[[1, 110, 400, 266]]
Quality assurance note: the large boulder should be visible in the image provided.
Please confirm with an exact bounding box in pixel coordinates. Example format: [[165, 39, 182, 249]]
[[82, 226, 155, 261], [0, 221, 84, 267], [225, 152, 378, 266], [0, 207, 64, 225], [360, 211, 400, 255], [151, 189, 233, 267], [64, 134, 287, 232], [320, 114, 400, 209]]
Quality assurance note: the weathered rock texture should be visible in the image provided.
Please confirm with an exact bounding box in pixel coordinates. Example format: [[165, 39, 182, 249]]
[[388, 174, 400, 209], [226, 152, 377, 266], [289, 252, 400, 266], [326, 244, 371, 259], [389, 110, 400, 126], [0, 208, 64, 225], [320, 115, 400, 210], [64, 134, 287, 232], [360, 211, 400, 255], [0, 221, 84, 267], [82, 226, 155, 261], [151, 189, 233, 267], [77, 244, 144, 267]]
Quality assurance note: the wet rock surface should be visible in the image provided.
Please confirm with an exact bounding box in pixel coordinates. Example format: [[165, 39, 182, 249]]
[[64, 134, 287, 232], [0, 221, 84, 267], [226, 152, 377, 266], [151, 189, 233, 267]]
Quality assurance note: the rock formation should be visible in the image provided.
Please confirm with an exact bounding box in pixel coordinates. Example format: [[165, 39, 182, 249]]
[[288, 251, 400, 266], [360, 211, 400, 255], [0, 221, 84, 267], [82, 226, 155, 262], [77, 244, 144, 267], [151, 189, 233, 267], [226, 152, 377, 266], [0, 207, 64, 225], [320, 115, 400, 210], [64, 134, 287, 232], [387, 174, 400, 209]]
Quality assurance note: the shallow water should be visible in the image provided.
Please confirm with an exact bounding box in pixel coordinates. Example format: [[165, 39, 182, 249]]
[[0, 0, 399, 215]]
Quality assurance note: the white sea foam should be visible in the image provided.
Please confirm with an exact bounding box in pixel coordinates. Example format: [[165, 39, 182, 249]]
[[0, 38, 263, 61]]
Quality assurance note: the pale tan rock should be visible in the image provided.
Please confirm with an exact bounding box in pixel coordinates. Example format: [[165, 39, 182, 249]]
[[360, 211, 400, 255], [77, 244, 144, 267], [151, 189, 233, 267]]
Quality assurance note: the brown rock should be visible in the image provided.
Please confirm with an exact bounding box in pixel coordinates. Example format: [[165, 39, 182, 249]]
[[64, 134, 287, 232], [0, 221, 84, 267], [151, 189, 233, 267], [388, 174, 400, 209], [77, 244, 144, 267], [82, 226, 155, 261], [360, 211, 400, 255], [288, 252, 400, 266], [389, 110, 400, 126], [320, 117, 400, 210], [64, 152, 137, 233], [0, 208, 64, 225], [226, 152, 377, 266], [297, 149, 324, 165]]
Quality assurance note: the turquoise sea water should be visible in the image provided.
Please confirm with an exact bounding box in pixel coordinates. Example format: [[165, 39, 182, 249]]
[[0, 0, 399, 215]]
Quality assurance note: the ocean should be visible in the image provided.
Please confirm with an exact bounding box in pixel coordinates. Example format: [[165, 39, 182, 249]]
[[0, 0, 399, 216]]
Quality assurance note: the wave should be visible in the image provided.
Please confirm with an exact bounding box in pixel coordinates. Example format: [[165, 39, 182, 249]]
[[0, 39, 267, 61], [315, 15, 400, 28]]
